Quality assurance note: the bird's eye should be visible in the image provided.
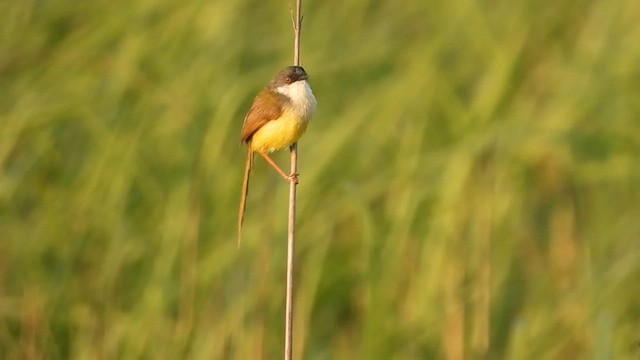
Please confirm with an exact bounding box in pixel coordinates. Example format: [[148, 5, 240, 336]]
[[285, 76, 292, 83]]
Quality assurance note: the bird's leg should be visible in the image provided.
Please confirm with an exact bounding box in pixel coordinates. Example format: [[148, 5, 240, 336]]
[[258, 152, 299, 184]]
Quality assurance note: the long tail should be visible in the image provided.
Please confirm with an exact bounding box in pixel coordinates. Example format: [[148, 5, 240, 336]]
[[238, 148, 253, 247]]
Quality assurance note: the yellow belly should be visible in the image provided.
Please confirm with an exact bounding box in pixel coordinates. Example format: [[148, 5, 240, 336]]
[[250, 110, 308, 153]]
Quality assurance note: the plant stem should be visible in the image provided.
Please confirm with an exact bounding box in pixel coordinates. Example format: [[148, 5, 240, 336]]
[[285, 2, 303, 360]]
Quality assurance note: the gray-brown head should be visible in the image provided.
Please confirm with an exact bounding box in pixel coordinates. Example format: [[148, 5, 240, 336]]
[[269, 66, 309, 88]]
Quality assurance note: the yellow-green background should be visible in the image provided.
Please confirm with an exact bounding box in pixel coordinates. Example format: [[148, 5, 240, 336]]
[[1, 0, 639, 359]]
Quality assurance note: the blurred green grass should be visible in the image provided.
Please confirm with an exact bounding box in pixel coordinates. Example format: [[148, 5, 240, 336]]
[[1, 0, 640, 359]]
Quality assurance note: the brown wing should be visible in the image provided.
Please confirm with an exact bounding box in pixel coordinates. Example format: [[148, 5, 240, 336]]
[[240, 89, 285, 143]]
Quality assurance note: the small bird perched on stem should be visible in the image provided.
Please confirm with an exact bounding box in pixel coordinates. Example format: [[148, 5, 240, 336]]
[[237, 66, 317, 243]]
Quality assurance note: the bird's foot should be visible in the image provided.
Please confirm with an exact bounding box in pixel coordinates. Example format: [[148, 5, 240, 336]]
[[286, 173, 300, 184]]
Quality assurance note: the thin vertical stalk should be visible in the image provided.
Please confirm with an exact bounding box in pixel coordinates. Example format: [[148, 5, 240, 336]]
[[285, 2, 303, 360]]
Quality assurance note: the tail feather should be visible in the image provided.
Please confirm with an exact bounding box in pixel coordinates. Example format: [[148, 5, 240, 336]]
[[238, 148, 253, 247]]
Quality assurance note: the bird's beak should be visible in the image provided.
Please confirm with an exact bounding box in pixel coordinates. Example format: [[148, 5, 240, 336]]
[[300, 74, 309, 80]]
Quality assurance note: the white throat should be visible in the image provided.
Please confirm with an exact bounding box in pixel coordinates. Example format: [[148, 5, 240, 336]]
[[275, 80, 317, 120]]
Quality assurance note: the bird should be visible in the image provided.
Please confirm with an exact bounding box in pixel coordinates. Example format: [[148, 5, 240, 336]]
[[237, 66, 317, 243]]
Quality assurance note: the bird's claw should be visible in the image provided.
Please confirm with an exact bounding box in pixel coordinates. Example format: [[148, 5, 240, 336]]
[[286, 173, 300, 184]]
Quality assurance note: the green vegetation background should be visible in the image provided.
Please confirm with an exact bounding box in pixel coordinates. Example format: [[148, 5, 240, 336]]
[[2, 0, 639, 359]]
